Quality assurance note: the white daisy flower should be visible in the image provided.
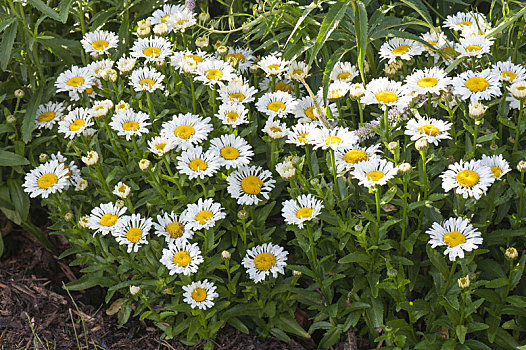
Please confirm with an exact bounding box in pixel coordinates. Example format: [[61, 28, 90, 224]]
[[440, 159, 495, 199], [351, 158, 398, 188], [109, 109, 151, 141], [130, 66, 165, 92], [286, 123, 317, 146], [209, 134, 254, 169], [405, 67, 451, 96], [226, 165, 275, 205], [50, 152, 81, 188], [182, 279, 219, 310], [55, 66, 95, 95], [492, 60, 526, 83], [291, 96, 336, 123], [87, 202, 127, 236], [361, 77, 411, 110], [281, 194, 324, 229], [215, 102, 249, 127], [334, 144, 382, 173], [443, 11, 488, 33], [87, 59, 114, 78], [326, 81, 351, 101], [166, 9, 196, 32], [509, 80, 526, 100], [421, 30, 447, 54], [436, 41, 460, 63], [148, 136, 176, 156], [182, 198, 226, 231], [258, 55, 289, 77], [330, 62, 358, 82], [405, 116, 452, 145], [35, 102, 65, 130], [262, 118, 289, 139], [81, 30, 118, 56], [255, 91, 297, 118], [176, 146, 221, 179], [170, 49, 209, 73], [480, 154, 511, 180], [225, 47, 255, 73], [426, 217, 482, 261], [114, 214, 153, 253], [160, 240, 203, 275], [195, 59, 236, 86], [160, 113, 212, 150], [287, 61, 309, 81], [148, 4, 185, 26], [307, 126, 358, 150], [113, 181, 131, 199], [455, 35, 493, 58], [242, 243, 288, 283], [154, 211, 194, 244], [57, 107, 93, 139], [451, 69, 501, 101], [379, 37, 424, 63], [217, 80, 258, 104], [22, 160, 70, 198], [116, 56, 136, 74], [276, 159, 296, 179], [506, 94, 522, 109], [130, 37, 173, 63], [259, 77, 296, 95]]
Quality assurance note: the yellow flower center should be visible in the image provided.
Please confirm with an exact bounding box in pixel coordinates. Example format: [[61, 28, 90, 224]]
[[337, 72, 351, 80], [86, 87, 94, 94], [122, 121, 140, 131], [225, 112, 240, 122], [254, 252, 276, 271], [220, 146, 240, 160], [188, 159, 208, 171], [440, 47, 458, 59], [455, 170, 480, 187], [275, 82, 293, 93], [466, 45, 482, 53], [161, 14, 171, 23], [143, 47, 161, 57], [267, 101, 286, 113], [92, 40, 109, 51], [205, 69, 223, 80], [501, 71, 517, 81], [139, 78, 156, 89], [38, 111, 56, 122], [166, 222, 185, 238], [443, 231, 466, 247], [375, 91, 398, 104], [126, 227, 143, 243], [37, 173, 58, 189], [176, 19, 188, 25], [418, 124, 440, 136], [155, 143, 166, 151], [185, 54, 204, 63], [229, 93, 245, 102], [292, 69, 304, 75], [118, 185, 128, 193], [270, 127, 282, 133], [267, 64, 280, 71], [417, 77, 438, 88], [428, 41, 437, 46], [458, 21, 472, 27], [323, 136, 341, 145], [343, 150, 368, 164], [490, 166, 502, 178], [174, 125, 195, 139], [100, 213, 118, 227], [297, 132, 309, 143], [241, 176, 263, 195], [66, 76, 84, 87], [305, 106, 316, 120], [296, 207, 313, 219], [465, 77, 489, 92], [365, 171, 385, 181], [192, 288, 207, 302], [69, 119, 85, 131], [392, 45, 411, 55], [226, 53, 246, 62], [172, 251, 192, 266], [195, 210, 213, 225]]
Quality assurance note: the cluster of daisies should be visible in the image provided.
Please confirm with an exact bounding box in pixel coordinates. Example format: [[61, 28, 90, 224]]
[[23, 4, 526, 311]]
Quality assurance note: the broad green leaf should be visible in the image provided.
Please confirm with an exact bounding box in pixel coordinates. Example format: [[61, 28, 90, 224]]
[[0, 150, 29, 166], [27, 0, 63, 22], [274, 314, 309, 338], [353, 0, 368, 83], [398, 0, 434, 29], [0, 20, 17, 70], [285, 2, 317, 46], [339, 251, 370, 264], [64, 274, 115, 290], [7, 179, 29, 222], [22, 85, 44, 143]]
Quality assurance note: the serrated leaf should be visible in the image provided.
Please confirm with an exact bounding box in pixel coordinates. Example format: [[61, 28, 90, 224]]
[[0, 20, 17, 70]]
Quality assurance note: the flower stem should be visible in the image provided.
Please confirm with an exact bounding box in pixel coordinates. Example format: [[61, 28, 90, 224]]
[[383, 108, 390, 142], [375, 186, 381, 245], [400, 174, 409, 254], [330, 149, 341, 200], [514, 99, 523, 153]]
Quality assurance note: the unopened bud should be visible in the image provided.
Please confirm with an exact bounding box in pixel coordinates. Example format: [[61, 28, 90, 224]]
[[153, 23, 169, 36], [198, 12, 210, 23], [415, 138, 429, 151], [115, 199, 125, 208], [510, 81, 526, 100], [195, 36, 209, 49], [216, 45, 227, 56], [517, 160, 526, 173], [130, 285, 141, 295], [139, 159, 151, 171], [6, 115, 16, 124], [238, 210, 248, 220], [137, 26, 151, 38], [292, 270, 302, 277], [221, 250, 231, 261], [14, 89, 24, 98], [39, 153, 49, 163], [249, 64, 259, 74], [387, 268, 397, 278], [398, 162, 412, 174], [79, 215, 90, 228], [64, 212, 73, 221], [458, 275, 470, 289], [469, 101, 486, 119], [505, 247, 518, 260], [388, 141, 399, 151]]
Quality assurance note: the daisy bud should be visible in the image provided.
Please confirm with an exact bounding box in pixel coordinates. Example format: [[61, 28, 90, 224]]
[[116, 57, 136, 74], [388, 141, 399, 152], [364, 61, 370, 74], [349, 83, 365, 98], [138, 159, 151, 171], [79, 215, 90, 228], [469, 101, 486, 119], [221, 250, 231, 261], [415, 138, 429, 151], [505, 247, 518, 260], [153, 23, 169, 36], [490, 143, 498, 151], [14, 89, 24, 98], [509, 81, 526, 100], [517, 160, 526, 173], [75, 178, 88, 191], [195, 36, 209, 49], [354, 224, 363, 231], [216, 45, 227, 56], [292, 270, 302, 277], [226, 56, 238, 68], [39, 153, 49, 163], [82, 151, 99, 166], [115, 199, 125, 208], [83, 128, 97, 138], [113, 182, 130, 199], [387, 268, 398, 278], [249, 64, 259, 74], [398, 162, 412, 174], [276, 160, 296, 179], [115, 100, 130, 113], [64, 212, 73, 221], [198, 12, 210, 22], [136, 26, 150, 38], [458, 275, 470, 289], [109, 69, 118, 82], [310, 178, 319, 185], [137, 19, 151, 28], [129, 285, 141, 295], [237, 210, 248, 220], [6, 115, 16, 124]]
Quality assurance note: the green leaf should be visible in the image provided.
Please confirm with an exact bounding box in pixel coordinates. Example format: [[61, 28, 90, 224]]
[[22, 86, 44, 143], [0, 150, 29, 166], [27, 0, 63, 22], [398, 0, 434, 29], [353, 1, 368, 83], [274, 314, 309, 338], [486, 277, 509, 289], [426, 244, 449, 277], [456, 325, 467, 344], [64, 274, 115, 291], [0, 20, 18, 70], [285, 2, 317, 47], [7, 179, 29, 222], [339, 251, 370, 264]]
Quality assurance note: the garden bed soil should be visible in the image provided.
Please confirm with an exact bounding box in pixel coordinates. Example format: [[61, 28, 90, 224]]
[[0, 224, 365, 349]]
